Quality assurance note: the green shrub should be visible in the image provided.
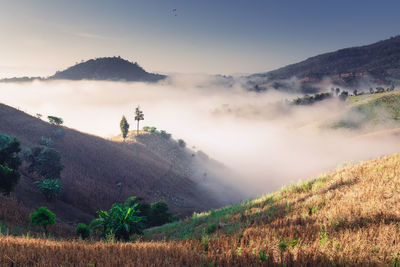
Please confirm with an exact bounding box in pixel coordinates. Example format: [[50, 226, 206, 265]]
[[178, 139, 186, 148], [339, 91, 349, 101], [278, 241, 287, 252], [289, 238, 299, 247], [159, 130, 171, 139], [149, 201, 172, 227], [143, 126, 158, 133], [76, 223, 91, 239], [320, 225, 328, 245], [35, 179, 62, 201], [30, 206, 56, 234], [0, 135, 21, 195], [22, 148, 32, 160], [201, 236, 209, 251], [259, 249, 267, 262], [124, 196, 179, 228], [27, 146, 64, 179], [47, 116, 63, 126], [170, 213, 181, 222], [125, 196, 151, 226], [206, 222, 218, 234], [39, 136, 53, 147]]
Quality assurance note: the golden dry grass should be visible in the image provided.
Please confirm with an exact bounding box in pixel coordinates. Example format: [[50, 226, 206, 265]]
[[146, 153, 400, 266], [2, 153, 400, 266], [0, 237, 203, 266], [0, 195, 29, 226]]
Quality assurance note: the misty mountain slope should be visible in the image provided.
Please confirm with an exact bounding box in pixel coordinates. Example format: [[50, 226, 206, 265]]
[[143, 153, 400, 265], [48, 57, 166, 82], [330, 90, 400, 130], [112, 130, 246, 205], [249, 35, 400, 91], [0, 103, 224, 227]]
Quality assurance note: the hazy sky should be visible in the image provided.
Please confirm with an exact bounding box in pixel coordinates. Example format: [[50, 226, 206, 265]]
[[1, 0, 400, 77]]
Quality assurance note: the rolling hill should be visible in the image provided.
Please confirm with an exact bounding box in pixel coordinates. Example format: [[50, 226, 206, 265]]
[[2, 152, 400, 265], [0, 103, 231, 235], [0, 57, 166, 83], [49, 57, 166, 82], [249, 35, 400, 92]]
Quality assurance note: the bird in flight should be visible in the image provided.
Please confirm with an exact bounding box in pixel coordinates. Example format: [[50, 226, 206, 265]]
[[172, 8, 178, 16]]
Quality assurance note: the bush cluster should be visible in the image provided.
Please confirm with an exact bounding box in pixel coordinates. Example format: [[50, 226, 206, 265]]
[[79, 196, 177, 241], [292, 92, 332, 105], [0, 135, 21, 195], [24, 138, 64, 202]]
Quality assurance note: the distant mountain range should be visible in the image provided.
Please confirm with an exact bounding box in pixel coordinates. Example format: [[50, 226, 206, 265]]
[[3, 35, 400, 90], [248, 35, 400, 92], [1, 57, 166, 83]]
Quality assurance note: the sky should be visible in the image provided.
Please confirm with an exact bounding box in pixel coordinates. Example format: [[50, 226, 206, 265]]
[[1, 0, 400, 77]]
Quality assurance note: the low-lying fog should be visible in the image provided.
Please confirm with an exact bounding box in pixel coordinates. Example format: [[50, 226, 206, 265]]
[[1, 75, 400, 198]]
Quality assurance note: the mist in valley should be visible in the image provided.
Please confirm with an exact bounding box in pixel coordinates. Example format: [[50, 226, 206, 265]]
[[1, 76, 399, 200]]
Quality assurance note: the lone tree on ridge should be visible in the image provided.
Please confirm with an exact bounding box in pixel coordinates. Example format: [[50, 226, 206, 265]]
[[120, 115, 130, 140], [134, 106, 144, 135]]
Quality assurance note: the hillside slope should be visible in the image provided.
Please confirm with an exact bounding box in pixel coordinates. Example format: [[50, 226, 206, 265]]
[[0, 103, 223, 230], [2, 153, 400, 266], [143, 153, 400, 265], [330, 90, 400, 130], [112, 130, 245, 205], [249, 35, 400, 91]]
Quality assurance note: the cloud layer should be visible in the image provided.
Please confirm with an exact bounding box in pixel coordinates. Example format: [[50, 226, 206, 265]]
[[1, 76, 399, 198]]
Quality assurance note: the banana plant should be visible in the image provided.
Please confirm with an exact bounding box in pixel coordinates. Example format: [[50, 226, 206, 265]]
[[91, 203, 145, 241]]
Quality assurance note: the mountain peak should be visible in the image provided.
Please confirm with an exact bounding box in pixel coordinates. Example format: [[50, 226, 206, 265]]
[[49, 56, 166, 82]]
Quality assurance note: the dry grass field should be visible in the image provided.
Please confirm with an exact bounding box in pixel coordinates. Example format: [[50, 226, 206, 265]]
[[1, 153, 400, 266]]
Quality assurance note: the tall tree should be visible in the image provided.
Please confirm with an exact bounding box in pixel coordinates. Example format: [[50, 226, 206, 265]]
[[120, 115, 129, 140], [134, 106, 144, 135], [0, 135, 21, 195]]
